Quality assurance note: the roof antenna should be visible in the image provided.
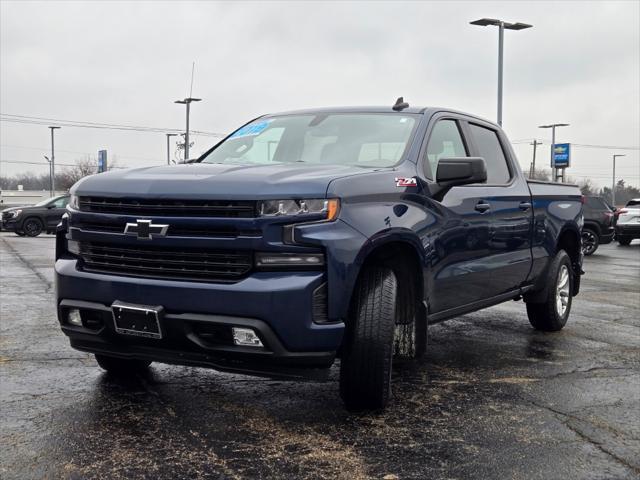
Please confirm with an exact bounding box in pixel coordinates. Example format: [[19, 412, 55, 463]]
[[392, 97, 409, 111]]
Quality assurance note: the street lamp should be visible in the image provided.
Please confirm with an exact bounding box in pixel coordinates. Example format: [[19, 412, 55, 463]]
[[538, 123, 569, 182], [165, 133, 177, 165], [174, 97, 201, 160], [47, 126, 61, 197], [470, 18, 532, 126], [612, 154, 626, 206]]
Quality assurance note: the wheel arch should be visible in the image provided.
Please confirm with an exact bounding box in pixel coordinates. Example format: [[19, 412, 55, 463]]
[[582, 221, 601, 236], [347, 230, 426, 328]]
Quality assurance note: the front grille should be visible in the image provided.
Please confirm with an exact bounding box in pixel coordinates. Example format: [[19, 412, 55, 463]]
[[77, 242, 252, 282], [78, 197, 257, 218], [71, 220, 261, 238]]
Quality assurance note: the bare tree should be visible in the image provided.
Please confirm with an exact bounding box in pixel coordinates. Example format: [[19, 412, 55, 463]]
[[529, 168, 551, 182]]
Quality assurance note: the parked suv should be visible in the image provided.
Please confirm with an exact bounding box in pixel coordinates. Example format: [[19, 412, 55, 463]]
[[1, 194, 70, 236], [581, 196, 615, 255], [55, 104, 583, 410], [616, 199, 640, 245]]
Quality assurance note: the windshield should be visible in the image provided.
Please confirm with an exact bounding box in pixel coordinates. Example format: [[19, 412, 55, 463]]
[[200, 113, 418, 168], [34, 195, 64, 207]]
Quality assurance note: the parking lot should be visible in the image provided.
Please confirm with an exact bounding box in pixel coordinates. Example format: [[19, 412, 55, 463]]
[[0, 231, 638, 480]]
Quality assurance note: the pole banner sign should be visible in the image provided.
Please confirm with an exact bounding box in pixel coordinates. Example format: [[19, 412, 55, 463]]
[[97, 150, 107, 173], [552, 143, 570, 168]]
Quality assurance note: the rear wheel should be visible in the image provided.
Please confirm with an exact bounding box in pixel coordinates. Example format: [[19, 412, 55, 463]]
[[340, 267, 397, 411], [581, 228, 599, 255], [526, 250, 573, 332], [617, 236, 632, 246], [95, 354, 151, 375], [22, 218, 43, 237]]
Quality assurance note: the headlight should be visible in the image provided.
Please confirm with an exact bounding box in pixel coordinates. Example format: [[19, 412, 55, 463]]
[[68, 195, 79, 210], [9, 209, 22, 218], [258, 199, 339, 221]]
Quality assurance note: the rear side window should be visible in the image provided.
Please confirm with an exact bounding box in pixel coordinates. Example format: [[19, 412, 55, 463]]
[[425, 120, 467, 178], [586, 197, 607, 209], [468, 124, 511, 184]]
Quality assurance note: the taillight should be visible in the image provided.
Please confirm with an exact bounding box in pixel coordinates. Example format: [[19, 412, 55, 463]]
[[619, 208, 628, 214], [581, 195, 587, 204]]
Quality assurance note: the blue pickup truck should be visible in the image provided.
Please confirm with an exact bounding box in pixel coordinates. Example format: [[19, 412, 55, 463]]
[[55, 102, 583, 410]]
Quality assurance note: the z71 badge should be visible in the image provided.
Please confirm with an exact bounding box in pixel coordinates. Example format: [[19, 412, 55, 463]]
[[395, 177, 418, 187]]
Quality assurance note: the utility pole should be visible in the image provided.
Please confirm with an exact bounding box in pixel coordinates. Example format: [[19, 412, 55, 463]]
[[47, 126, 61, 197], [529, 139, 542, 178], [470, 18, 532, 126], [612, 154, 626, 206], [538, 123, 569, 182], [166, 133, 177, 165], [174, 97, 201, 160]]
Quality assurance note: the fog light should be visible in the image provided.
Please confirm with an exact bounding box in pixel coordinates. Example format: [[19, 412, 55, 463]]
[[232, 327, 264, 347], [68, 308, 82, 326], [255, 252, 325, 268]]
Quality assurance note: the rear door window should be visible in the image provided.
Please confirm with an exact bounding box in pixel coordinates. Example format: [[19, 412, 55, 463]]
[[468, 124, 511, 184]]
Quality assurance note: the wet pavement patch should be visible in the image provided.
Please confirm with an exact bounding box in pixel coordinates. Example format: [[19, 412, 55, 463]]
[[1, 233, 639, 479]]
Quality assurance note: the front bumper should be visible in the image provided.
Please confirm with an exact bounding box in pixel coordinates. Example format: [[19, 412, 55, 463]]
[[55, 258, 344, 378], [1, 219, 18, 232]]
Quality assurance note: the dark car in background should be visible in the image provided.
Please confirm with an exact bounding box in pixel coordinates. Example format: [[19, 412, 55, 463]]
[[1, 194, 70, 237], [582, 195, 615, 255]]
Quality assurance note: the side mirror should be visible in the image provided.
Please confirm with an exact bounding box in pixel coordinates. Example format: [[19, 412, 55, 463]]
[[432, 157, 487, 200], [47, 205, 55, 209]]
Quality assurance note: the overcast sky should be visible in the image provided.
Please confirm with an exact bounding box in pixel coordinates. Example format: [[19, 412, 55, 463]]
[[1, 0, 638, 188]]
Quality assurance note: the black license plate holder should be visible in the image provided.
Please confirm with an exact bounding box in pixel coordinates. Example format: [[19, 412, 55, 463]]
[[112, 301, 164, 339]]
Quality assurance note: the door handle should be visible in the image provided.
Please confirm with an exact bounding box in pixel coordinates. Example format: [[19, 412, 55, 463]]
[[475, 202, 491, 213], [519, 202, 532, 211]]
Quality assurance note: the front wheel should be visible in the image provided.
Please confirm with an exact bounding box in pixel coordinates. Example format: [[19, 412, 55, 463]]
[[340, 267, 397, 411], [581, 228, 599, 255], [526, 250, 574, 332], [22, 218, 43, 237], [617, 236, 632, 246], [95, 354, 151, 375]]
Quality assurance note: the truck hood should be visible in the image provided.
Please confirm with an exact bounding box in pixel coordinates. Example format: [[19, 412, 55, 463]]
[[72, 163, 374, 199]]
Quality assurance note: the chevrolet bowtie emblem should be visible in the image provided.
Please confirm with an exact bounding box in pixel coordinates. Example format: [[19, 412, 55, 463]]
[[124, 219, 169, 240]]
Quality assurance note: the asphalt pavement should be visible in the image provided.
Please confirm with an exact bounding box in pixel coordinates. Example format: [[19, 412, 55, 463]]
[[1, 232, 638, 480]]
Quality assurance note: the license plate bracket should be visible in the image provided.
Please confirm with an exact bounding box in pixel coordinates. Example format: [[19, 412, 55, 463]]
[[112, 301, 164, 339]]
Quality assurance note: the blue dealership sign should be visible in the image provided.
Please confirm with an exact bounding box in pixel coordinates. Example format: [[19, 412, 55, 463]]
[[552, 143, 570, 168], [97, 150, 107, 173]]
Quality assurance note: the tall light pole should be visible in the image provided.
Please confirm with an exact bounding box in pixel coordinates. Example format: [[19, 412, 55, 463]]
[[47, 126, 61, 197], [529, 139, 542, 178], [538, 123, 569, 182], [165, 133, 177, 165], [174, 97, 201, 160], [612, 154, 626, 206], [470, 18, 532, 126]]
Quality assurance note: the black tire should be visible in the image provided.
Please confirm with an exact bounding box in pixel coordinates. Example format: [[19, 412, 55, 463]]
[[340, 267, 397, 411], [22, 217, 43, 237], [526, 250, 573, 332], [581, 228, 599, 256], [617, 236, 632, 246], [95, 354, 151, 375]]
